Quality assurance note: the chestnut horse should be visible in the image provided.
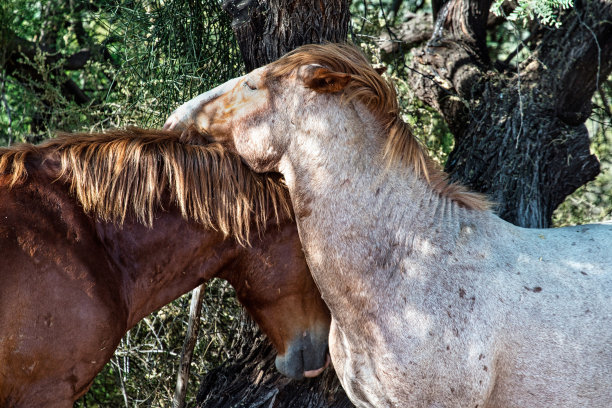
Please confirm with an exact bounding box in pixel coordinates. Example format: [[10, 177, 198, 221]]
[[165, 43, 612, 407], [0, 128, 330, 408]]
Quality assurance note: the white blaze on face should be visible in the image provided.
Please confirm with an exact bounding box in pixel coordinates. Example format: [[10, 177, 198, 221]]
[[163, 75, 245, 131]]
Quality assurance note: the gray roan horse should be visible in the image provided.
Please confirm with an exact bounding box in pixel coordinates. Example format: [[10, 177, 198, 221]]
[[165, 44, 612, 407]]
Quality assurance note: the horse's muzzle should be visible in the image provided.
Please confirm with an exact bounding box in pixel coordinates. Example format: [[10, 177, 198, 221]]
[[275, 330, 330, 380]]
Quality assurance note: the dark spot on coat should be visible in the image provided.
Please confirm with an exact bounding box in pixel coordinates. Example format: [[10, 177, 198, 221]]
[[459, 288, 466, 298], [524, 286, 542, 293], [580, 271, 588, 275]]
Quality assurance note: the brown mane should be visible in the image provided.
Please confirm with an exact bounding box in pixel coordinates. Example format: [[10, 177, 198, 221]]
[[0, 127, 291, 244], [267, 43, 489, 211]]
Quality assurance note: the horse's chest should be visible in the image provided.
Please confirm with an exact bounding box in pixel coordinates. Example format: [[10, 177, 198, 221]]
[[329, 316, 496, 408]]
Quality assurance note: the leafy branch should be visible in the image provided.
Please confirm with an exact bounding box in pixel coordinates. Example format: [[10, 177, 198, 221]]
[[492, 0, 574, 27]]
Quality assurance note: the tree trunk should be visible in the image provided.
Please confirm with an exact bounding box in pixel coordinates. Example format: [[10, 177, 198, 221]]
[[407, 0, 611, 227], [194, 1, 353, 406], [221, 0, 350, 71]]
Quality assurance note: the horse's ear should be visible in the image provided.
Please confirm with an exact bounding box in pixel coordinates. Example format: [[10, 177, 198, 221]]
[[303, 67, 351, 93]]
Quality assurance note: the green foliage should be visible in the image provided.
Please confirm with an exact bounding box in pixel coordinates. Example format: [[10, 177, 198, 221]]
[[492, 0, 574, 28], [1, 0, 242, 143], [2, 0, 115, 141], [102, 0, 243, 126]]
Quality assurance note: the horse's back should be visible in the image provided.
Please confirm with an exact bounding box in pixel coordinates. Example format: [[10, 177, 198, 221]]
[[0, 175, 126, 407], [545, 221, 612, 265], [486, 221, 612, 407]]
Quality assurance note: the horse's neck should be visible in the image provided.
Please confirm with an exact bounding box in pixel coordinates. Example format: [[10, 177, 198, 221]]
[[282, 113, 458, 247], [13, 149, 255, 328], [94, 212, 242, 327], [280, 117, 493, 319], [23, 149, 239, 327]]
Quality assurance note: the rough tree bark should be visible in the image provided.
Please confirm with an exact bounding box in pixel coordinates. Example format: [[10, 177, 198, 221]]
[[194, 1, 354, 407], [407, 0, 611, 227], [221, 0, 350, 71]]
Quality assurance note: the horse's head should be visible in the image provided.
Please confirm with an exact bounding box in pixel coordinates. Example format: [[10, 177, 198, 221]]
[[163, 51, 352, 174], [220, 220, 331, 379]]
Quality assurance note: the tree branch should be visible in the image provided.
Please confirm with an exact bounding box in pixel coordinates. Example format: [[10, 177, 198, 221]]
[[380, 12, 433, 54], [432, 0, 493, 61], [174, 284, 206, 408], [407, 0, 494, 137], [535, 0, 612, 125], [222, 0, 350, 70], [64, 49, 93, 70]]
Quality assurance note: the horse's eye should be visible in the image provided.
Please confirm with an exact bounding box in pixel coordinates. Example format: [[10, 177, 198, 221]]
[[244, 80, 257, 91]]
